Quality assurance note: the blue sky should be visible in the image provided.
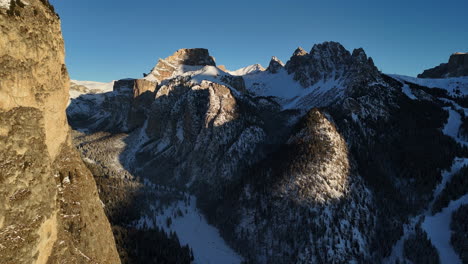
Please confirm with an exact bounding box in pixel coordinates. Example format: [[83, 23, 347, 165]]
[[50, 0, 468, 82]]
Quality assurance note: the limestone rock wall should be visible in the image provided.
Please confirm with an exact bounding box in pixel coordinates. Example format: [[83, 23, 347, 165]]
[[0, 1, 120, 263]]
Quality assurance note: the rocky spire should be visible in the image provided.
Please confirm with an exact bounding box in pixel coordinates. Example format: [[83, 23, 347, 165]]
[[284, 41, 380, 88], [293, 47, 308, 57], [352, 48, 367, 63], [267, 56, 285, 74]]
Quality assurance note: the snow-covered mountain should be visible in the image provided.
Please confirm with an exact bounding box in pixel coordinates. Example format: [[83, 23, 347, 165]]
[[67, 44, 468, 264], [70, 80, 115, 98], [228, 63, 265, 76]]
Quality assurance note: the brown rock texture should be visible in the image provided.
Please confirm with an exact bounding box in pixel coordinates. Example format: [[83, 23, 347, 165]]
[[0, 1, 121, 263], [133, 79, 157, 98]]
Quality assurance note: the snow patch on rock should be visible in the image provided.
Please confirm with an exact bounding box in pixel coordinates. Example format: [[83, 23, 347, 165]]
[[401, 84, 417, 99], [0, 0, 10, 9]]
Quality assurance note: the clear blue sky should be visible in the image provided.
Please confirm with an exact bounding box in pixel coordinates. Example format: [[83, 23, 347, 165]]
[[50, 0, 467, 82]]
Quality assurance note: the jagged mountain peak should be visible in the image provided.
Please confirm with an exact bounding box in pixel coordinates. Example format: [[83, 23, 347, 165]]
[[165, 48, 216, 66], [267, 56, 285, 74], [283, 41, 379, 89], [352, 47, 367, 61], [293, 47, 308, 56], [309, 41, 349, 58]]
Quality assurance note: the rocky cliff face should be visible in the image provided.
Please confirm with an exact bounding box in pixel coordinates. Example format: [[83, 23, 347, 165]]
[[266, 56, 284, 73], [145, 48, 216, 82], [0, 1, 120, 263], [418, 52, 468, 78], [284, 42, 380, 89]]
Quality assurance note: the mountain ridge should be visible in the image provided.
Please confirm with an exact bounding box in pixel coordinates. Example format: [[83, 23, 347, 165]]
[[67, 43, 468, 263]]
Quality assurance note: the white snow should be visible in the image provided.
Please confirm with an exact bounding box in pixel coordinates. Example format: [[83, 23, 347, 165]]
[[0, 0, 10, 9], [434, 158, 468, 200], [152, 65, 244, 95], [234, 68, 345, 109], [422, 194, 468, 264], [401, 84, 417, 99], [385, 157, 468, 264], [69, 80, 115, 103], [389, 74, 468, 97], [71, 80, 115, 93], [228, 64, 265, 76], [241, 69, 304, 99], [136, 196, 243, 264], [420, 158, 468, 264], [188, 66, 224, 84], [442, 107, 467, 146]]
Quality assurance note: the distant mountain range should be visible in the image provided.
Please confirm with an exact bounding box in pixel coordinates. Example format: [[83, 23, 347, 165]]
[[68, 44, 468, 264]]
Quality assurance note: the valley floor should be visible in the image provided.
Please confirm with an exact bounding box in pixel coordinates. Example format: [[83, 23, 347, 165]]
[[72, 130, 243, 264], [135, 194, 243, 264]]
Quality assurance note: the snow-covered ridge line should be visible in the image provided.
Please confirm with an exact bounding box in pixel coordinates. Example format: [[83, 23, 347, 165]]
[[389, 74, 468, 96], [228, 64, 265, 76]]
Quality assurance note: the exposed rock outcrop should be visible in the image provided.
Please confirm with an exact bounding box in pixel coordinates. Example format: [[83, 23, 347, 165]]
[[66, 43, 461, 264], [284, 42, 380, 88], [137, 77, 272, 187], [146, 48, 217, 82], [0, 1, 120, 263], [418, 52, 468, 78], [266, 56, 284, 73]]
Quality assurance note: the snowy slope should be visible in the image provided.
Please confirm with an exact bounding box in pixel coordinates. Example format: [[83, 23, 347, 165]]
[[442, 107, 467, 146], [422, 195, 468, 264], [71, 80, 115, 92], [389, 74, 468, 96], [228, 64, 265, 76], [239, 68, 345, 109], [135, 195, 243, 264], [183, 66, 226, 84], [385, 157, 468, 264], [69, 80, 115, 100], [384, 74, 468, 264], [401, 84, 417, 99]]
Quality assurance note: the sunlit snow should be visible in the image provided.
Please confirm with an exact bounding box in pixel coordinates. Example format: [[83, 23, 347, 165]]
[[228, 64, 265, 76]]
